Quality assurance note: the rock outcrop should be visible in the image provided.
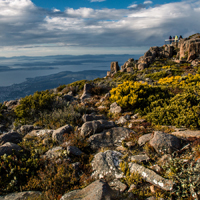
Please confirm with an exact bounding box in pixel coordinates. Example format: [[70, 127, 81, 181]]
[[179, 33, 200, 61], [107, 33, 200, 75]]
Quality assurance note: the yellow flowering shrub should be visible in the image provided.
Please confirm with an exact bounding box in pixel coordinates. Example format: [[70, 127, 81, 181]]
[[109, 81, 169, 111], [158, 73, 200, 88]]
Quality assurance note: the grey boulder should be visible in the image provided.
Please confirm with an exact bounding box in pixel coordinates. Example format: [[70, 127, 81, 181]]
[[0, 142, 22, 156], [149, 131, 182, 154], [81, 120, 115, 138], [82, 113, 105, 122], [91, 150, 123, 180], [52, 124, 73, 143], [88, 127, 133, 150], [0, 191, 42, 200], [60, 179, 114, 200], [0, 131, 22, 145], [129, 163, 173, 191]]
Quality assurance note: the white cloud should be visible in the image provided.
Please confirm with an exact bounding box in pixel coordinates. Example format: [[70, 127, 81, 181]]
[[143, 1, 153, 4], [0, 0, 200, 56], [128, 4, 138, 9]]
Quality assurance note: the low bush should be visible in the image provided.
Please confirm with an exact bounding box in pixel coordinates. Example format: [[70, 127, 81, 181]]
[[14, 90, 57, 125], [109, 81, 170, 113]]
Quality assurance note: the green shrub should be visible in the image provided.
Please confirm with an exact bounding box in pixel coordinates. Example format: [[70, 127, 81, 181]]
[[0, 150, 41, 194], [57, 85, 66, 92], [15, 90, 56, 125], [163, 157, 200, 199], [146, 92, 200, 128], [145, 71, 168, 80]]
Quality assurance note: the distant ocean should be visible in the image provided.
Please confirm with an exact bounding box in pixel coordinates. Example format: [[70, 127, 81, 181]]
[[0, 54, 142, 86]]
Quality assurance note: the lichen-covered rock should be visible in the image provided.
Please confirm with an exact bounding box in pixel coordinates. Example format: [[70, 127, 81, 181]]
[[110, 102, 122, 114], [42, 146, 64, 160], [81, 120, 115, 138], [149, 131, 182, 154], [0, 131, 22, 145], [60, 179, 114, 200], [129, 163, 173, 191], [52, 124, 73, 143], [88, 127, 133, 150], [0, 191, 42, 200], [0, 142, 22, 156], [91, 150, 123, 180], [116, 116, 127, 124], [24, 129, 53, 140], [138, 133, 153, 146], [108, 179, 127, 192], [131, 154, 150, 163]]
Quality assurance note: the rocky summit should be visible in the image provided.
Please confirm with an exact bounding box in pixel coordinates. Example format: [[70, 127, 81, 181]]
[[0, 34, 200, 200]]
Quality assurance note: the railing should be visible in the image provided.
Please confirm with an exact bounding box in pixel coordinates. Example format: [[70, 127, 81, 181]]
[[165, 39, 179, 45]]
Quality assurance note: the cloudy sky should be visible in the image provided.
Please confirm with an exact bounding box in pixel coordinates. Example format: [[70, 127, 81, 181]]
[[0, 0, 199, 57]]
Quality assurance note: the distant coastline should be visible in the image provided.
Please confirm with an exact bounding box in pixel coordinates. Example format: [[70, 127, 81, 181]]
[[0, 54, 142, 86]]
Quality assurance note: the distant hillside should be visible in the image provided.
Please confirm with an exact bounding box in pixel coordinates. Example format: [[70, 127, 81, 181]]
[[0, 70, 107, 102]]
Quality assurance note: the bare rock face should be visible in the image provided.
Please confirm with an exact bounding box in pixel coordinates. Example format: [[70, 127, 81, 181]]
[[136, 45, 176, 70], [60, 179, 114, 200], [163, 45, 174, 57], [121, 58, 135, 72], [0, 131, 22, 145], [179, 33, 200, 61], [91, 150, 123, 180], [52, 124, 73, 143], [129, 163, 173, 191], [0, 142, 22, 156], [80, 83, 93, 100], [0, 191, 42, 200], [138, 63, 148, 70], [110, 62, 120, 73], [149, 131, 182, 154], [88, 127, 133, 150]]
